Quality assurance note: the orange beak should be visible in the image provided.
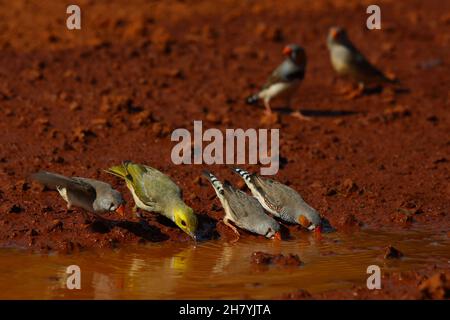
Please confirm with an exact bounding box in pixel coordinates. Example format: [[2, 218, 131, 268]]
[[273, 232, 282, 240], [283, 46, 292, 56], [330, 28, 339, 39], [314, 225, 322, 234], [115, 204, 125, 217]]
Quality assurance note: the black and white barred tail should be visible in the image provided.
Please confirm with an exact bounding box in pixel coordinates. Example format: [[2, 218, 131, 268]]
[[233, 168, 253, 183], [202, 170, 224, 195]]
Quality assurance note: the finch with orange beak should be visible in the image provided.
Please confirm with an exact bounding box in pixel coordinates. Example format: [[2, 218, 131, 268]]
[[203, 171, 281, 240], [232, 168, 322, 232], [31, 171, 125, 218], [246, 44, 309, 120], [327, 26, 395, 90]]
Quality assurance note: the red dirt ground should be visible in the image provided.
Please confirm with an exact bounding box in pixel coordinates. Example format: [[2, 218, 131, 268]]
[[0, 0, 449, 299]]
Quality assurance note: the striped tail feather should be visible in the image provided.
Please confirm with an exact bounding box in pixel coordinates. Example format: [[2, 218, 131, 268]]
[[202, 170, 224, 196], [231, 167, 253, 183]]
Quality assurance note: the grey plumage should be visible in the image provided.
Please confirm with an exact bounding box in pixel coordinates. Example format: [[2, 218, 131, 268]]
[[31, 171, 124, 214], [203, 171, 280, 239], [232, 168, 321, 230]]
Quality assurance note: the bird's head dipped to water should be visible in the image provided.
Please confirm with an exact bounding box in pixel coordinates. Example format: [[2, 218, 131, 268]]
[[297, 209, 322, 233], [97, 189, 125, 216], [253, 217, 281, 240], [283, 44, 306, 66], [173, 204, 198, 240]]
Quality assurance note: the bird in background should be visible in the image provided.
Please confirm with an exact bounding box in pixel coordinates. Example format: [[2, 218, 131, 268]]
[[246, 44, 310, 120], [232, 167, 322, 232], [105, 161, 198, 239], [31, 171, 125, 218], [327, 26, 396, 96], [203, 170, 281, 240]]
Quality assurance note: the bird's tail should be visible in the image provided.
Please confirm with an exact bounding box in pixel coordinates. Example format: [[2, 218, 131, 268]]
[[230, 167, 254, 183], [104, 163, 129, 180], [381, 74, 410, 93], [202, 170, 224, 196], [30, 171, 74, 190], [246, 93, 259, 105]]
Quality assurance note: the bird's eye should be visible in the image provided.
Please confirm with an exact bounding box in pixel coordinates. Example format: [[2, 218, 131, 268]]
[[181, 220, 186, 226]]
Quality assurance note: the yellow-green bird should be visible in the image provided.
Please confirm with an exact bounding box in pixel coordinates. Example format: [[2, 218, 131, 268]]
[[105, 161, 198, 239]]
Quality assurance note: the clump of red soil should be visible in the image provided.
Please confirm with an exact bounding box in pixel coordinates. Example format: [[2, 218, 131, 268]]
[[384, 245, 404, 259], [419, 272, 450, 299], [251, 251, 303, 267]]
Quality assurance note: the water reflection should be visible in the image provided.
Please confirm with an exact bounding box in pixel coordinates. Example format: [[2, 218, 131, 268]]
[[0, 225, 448, 299]]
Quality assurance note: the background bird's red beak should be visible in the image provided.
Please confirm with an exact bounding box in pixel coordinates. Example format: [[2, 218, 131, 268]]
[[273, 232, 282, 240], [283, 46, 292, 56], [314, 225, 322, 234], [330, 29, 339, 39], [115, 204, 125, 216]]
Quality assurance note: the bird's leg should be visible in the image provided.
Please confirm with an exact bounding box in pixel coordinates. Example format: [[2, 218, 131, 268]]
[[132, 205, 142, 218], [345, 83, 365, 100], [263, 99, 272, 114], [223, 218, 240, 241], [286, 96, 311, 121], [291, 111, 312, 121]]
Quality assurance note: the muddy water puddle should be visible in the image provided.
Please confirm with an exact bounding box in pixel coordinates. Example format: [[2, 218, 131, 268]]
[[0, 226, 448, 299]]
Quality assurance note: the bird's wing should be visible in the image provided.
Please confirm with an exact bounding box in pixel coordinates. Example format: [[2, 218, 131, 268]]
[[32, 171, 95, 196], [355, 54, 387, 79], [346, 43, 388, 81], [73, 177, 113, 198], [124, 162, 180, 210], [122, 163, 158, 207], [223, 182, 262, 222], [141, 164, 182, 196], [32, 171, 97, 208], [250, 175, 293, 213], [261, 60, 304, 90]]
